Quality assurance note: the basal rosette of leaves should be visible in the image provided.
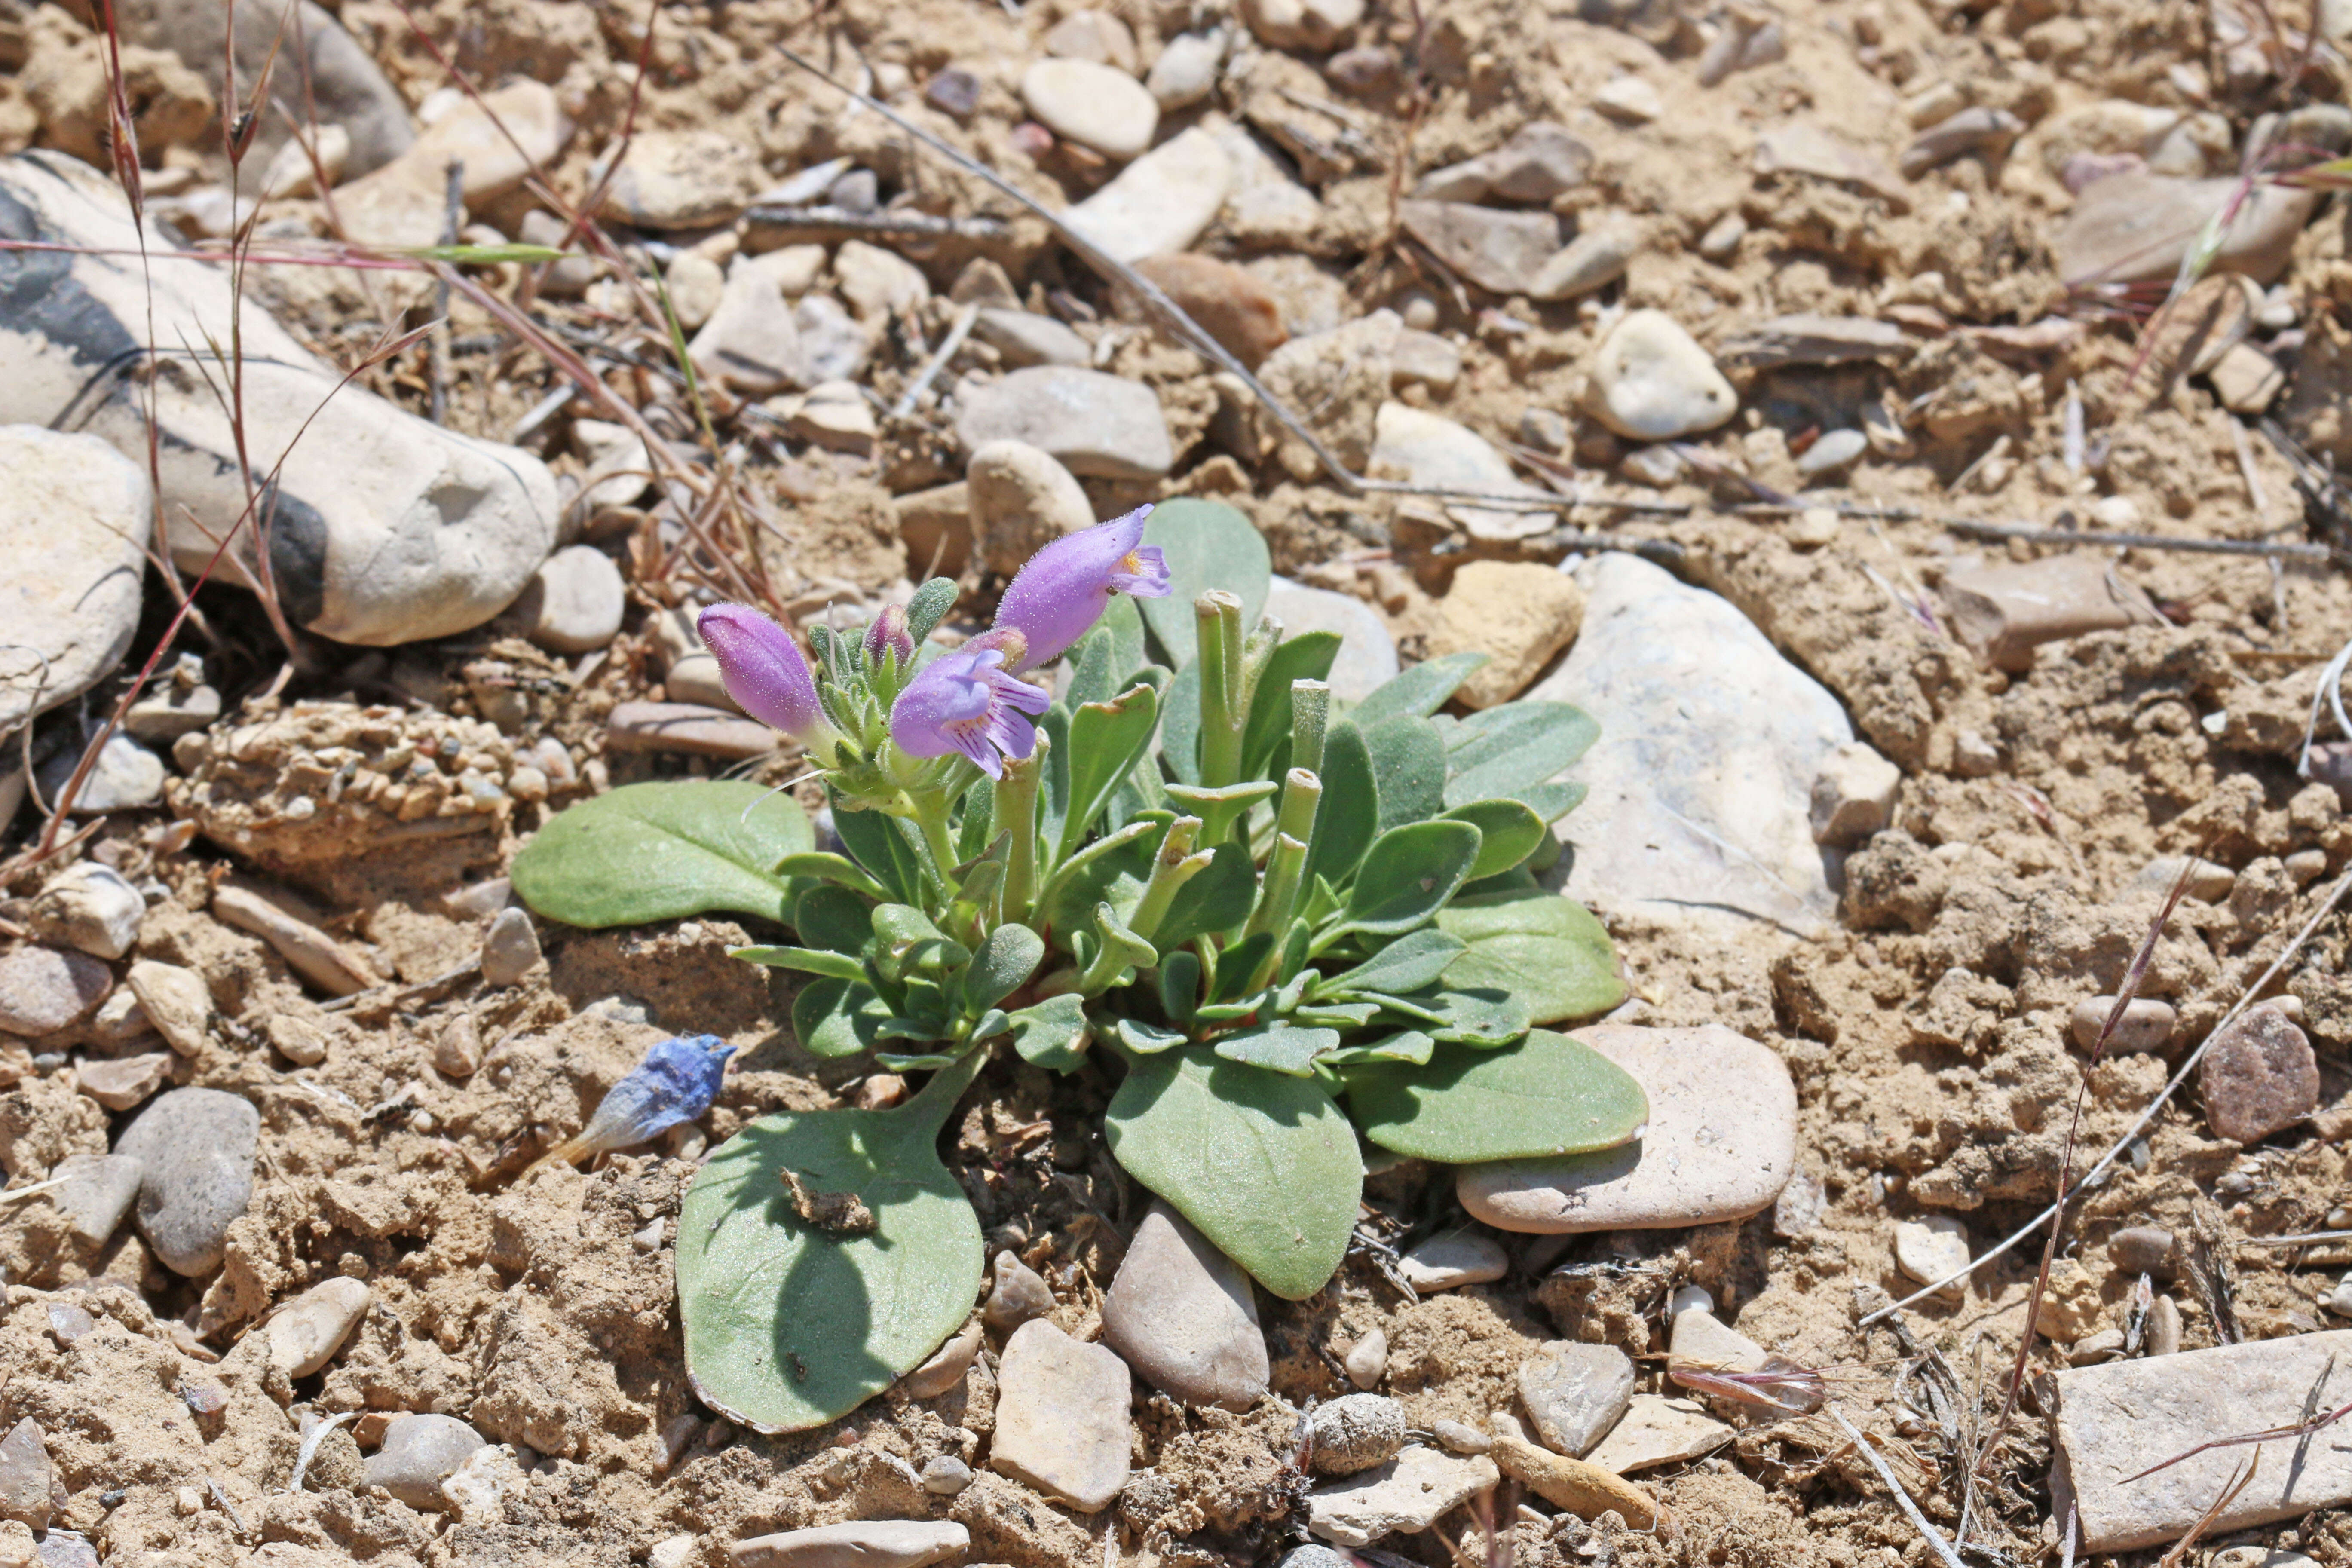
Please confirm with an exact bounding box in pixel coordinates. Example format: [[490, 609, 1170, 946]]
[[512, 499, 1642, 1432]]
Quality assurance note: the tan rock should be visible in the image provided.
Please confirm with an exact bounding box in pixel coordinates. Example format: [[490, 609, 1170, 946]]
[[989, 1319, 1131, 1512], [1582, 1396, 1732, 1473], [126, 958, 211, 1055], [1485, 1420, 1661, 1528], [212, 884, 375, 996], [894, 483, 973, 579], [1129, 254, 1289, 370], [2034, 1258, 2103, 1342], [967, 441, 1094, 578], [263, 1277, 371, 1378], [73, 1050, 172, 1111], [1426, 561, 1584, 709], [1940, 553, 2162, 672], [730, 1522, 970, 1568], [897, 1317, 983, 1400], [1307, 1443, 1498, 1546]]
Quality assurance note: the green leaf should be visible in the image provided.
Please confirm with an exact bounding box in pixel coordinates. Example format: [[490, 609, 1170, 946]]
[[1242, 632, 1341, 781], [964, 924, 1045, 1014], [512, 781, 813, 927], [403, 241, 565, 264], [1160, 659, 1202, 787], [1066, 626, 1119, 709], [1351, 651, 1490, 728], [677, 1056, 984, 1432], [1099, 593, 1149, 684], [1214, 1022, 1341, 1075], [773, 852, 890, 902], [1059, 684, 1161, 862], [794, 885, 875, 955], [1153, 842, 1258, 952], [1345, 1029, 1648, 1162], [1312, 927, 1466, 999], [1442, 702, 1600, 812], [734, 945, 869, 983], [1307, 720, 1378, 886], [1036, 815, 1165, 949], [1418, 985, 1530, 1045], [830, 798, 925, 905], [1006, 993, 1091, 1071], [1116, 1017, 1191, 1054], [1363, 715, 1448, 831], [1320, 1029, 1435, 1068], [1105, 1047, 1360, 1299], [1335, 820, 1482, 937], [1139, 499, 1271, 669], [1440, 799, 1547, 881], [791, 978, 890, 1059], [1436, 890, 1626, 1025], [956, 781, 996, 864], [1158, 950, 1202, 1026]]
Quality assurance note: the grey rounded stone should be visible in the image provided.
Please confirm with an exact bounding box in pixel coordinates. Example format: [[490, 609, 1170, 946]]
[[114, 1087, 260, 1277], [1102, 1200, 1268, 1411], [1796, 427, 1868, 477], [1516, 1341, 1635, 1458], [47, 1153, 144, 1245], [28, 863, 146, 960], [921, 1454, 973, 1494], [520, 546, 625, 655], [982, 1249, 1057, 1334], [363, 1413, 486, 1512], [0, 945, 112, 1037], [1309, 1393, 1408, 1476]]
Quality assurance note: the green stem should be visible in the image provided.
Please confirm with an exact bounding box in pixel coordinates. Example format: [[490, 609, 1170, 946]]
[[1243, 833, 1308, 986], [1029, 817, 1161, 933], [1274, 767, 1321, 847], [902, 1041, 991, 1135], [1127, 816, 1204, 942], [908, 790, 962, 899], [1196, 591, 1246, 787], [995, 741, 1044, 925], [1290, 680, 1329, 776]]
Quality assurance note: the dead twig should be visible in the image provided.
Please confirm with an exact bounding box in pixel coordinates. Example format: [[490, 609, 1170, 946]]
[[893, 301, 979, 419], [1825, 1406, 1968, 1568], [741, 204, 1011, 242]]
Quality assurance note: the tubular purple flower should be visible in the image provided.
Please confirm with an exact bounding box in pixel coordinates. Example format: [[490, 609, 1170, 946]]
[[991, 505, 1171, 672], [889, 647, 1050, 779], [699, 604, 834, 752], [864, 603, 915, 668]]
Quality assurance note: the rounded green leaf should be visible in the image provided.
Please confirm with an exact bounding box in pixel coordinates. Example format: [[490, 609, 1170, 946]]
[[1364, 714, 1448, 830], [1106, 1047, 1360, 1299], [1436, 890, 1626, 1025], [512, 781, 812, 928], [1139, 500, 1271, 668], [1352, 650, 1490, 727], [1345, 1029, 1648, 1162], [1439, 799, 1547, 881], [677, 1062, 984, 1432], [965, 924, 1046, 1014], [1440, 702, 1601, 811], [1339, 820, 1482, 936]]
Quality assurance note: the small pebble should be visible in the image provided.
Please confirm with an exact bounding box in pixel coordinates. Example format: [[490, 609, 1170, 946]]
[[1309, 1393, 1409, 1476], [480, 906, 542, 988], [925, 69, 981, 119], [1892, 1215, 1972, 1299], [2107, 1225, 2175, 1277], [2199, 1003, 2319, 1144], [362, 1414, 487, 1512], [1795, 428, 1867, 478], [1398, 1231, 1508, 1292], [47, 1303, 94, 1344], [2070, 996, 2177, 1055], [521, 545, 626, 654], [1342, 1327, 1388, 1389], [1432, 1419, 1491, 1455], [634, 1219, 665, 1253], [922, 1454, 973, 1494], [982, 1249, 1057, 1334]]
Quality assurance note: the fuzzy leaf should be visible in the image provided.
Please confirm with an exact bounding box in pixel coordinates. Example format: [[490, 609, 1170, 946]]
[[1363, 715, 1448, 831], [1351, 651, 1491, 728], [1060, 684, 1161, 861], [513, 781, 812, 927], [1242, 632, 1342, 780], [830, 798, 927, 905], [1439, 799, 1548, 881], [1139, 499, 1271, 669], [1006, 993, 1091, 1071], [677, 1057, 983, 1432], [734, 946, 869, 983], [1436, 890, 1625, 1025], [964, 924, 1046, 1014], [794, 885, 875, 955], [791, 978, 890, 1059], [1106, 1047, 1360, 1298], [1345, 1029, 1648, 1162], [1442, 703, 1601, 813], [1307, 720, 1378, 886], [1335, 820, 1482, 937], [1311, 927, 1466, 1000], [1153, 842, 1258, 952], [1214, 1021, 1341, 1075]]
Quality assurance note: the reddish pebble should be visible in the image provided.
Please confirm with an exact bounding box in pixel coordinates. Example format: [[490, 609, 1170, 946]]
[[2198, 1003, 2318, 1144]]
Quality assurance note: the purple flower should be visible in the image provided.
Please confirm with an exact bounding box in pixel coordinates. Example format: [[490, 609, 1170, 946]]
[[992, 505, 1171, 672], [699, 605, 835, 751], [530, 1034, 736, 1173], [864, 603, 914, 668], [888, 647, 1050, 779]]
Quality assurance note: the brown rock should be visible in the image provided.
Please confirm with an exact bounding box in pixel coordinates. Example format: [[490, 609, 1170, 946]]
[[1130, 254, 1288, 370], [2199, 1003, 2319, 1143], [1486, 1421, 1662, 1528], [894, 483, 972, 579], [2107, 1225, 2176, 1277], [606, 701, 779, 760], [73, 1051, 172, 1111], [212, 884, 374, 997], [1939, 554, 2162, 672], [1424, 561, 1585, 710]]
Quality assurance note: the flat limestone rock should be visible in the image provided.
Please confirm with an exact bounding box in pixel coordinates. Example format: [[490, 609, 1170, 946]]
[[989, 1319, 1133, 1512], [1583, 1396, 1733, 1473], [1101, 1200, 1268, 1411], [1307, 1444, 1499, 1547], [1530, 553, 1851, 935], [1063, 128, 1233, 264], [2053, 1331, 2352, 1553], [1517, 1342, 1635, 1458], [730, 1522, 971, 1568], [1458, 1024, 1795, 1233], [955, 368, 1173, 480]]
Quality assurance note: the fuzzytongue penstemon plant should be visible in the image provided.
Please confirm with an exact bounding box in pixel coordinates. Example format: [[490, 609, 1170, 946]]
[[511, 499, 1641, 1433]]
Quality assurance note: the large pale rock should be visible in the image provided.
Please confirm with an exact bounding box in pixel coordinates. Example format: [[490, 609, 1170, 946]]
[[956, 368, 1172, 479], [362, 1413, 485, 1512], [593, 129, 763, 229], [731, 1522, 971, 1568], [2054, 172, 2316, 286], [990, 1319, 1132, 1512], [0, 426, 149, 737], [0, 151, 560, 646], [2053, 1332, 2352, 1552], [1064, 128, 1233, 264], [1424, 561, 1583, 707], [106, 0, 413, 178], [689, 251, 813, 395], [115, 1086, 258, 1275], [1460, 1023, 1796, 1233], [1240, 0, 1365, 50], [1583, 1396, 1733, 1473], [1100, 1200, 1268, 1411], [1307, 1445, 1498, 1547], [28, 862, 146, 959], [1530, 554, 1849, 933], [1369, 401, 1551, 542]]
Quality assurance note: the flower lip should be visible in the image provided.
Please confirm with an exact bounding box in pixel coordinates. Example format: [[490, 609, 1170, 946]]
[[888, 646, 1052, 779], [991, 505, 1172, 672]]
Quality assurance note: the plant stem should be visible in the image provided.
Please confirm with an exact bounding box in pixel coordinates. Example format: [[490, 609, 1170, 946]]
[[1243, 833, 1308, 986], [996, 743, 1043, 924], [1196, 591, 1246, 788], [1128, 817, 1209, 943], [1291, 680, 1330, 775], [908, 790, 962, 899], [903, 1040, 991, 1134], [1274, 767, 1322, 846]]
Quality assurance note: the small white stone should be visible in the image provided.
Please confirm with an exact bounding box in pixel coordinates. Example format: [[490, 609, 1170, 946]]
[[1064, 128, 1234, 264], [480, 907, 542, 988], [263, 1277, 371, 1378], [1022, 59, 1159, 161], [1343, 1327, 1388, 1389], [1796, 427, 1868, 477], [1892, 1215, 1972, 1299], [1307, 1445, 1498, 1547], [1399, 1231, 1508, 1292], [955, 368, 1173, 479], [1594, 76, 1662, 123], [833, 241, 930, 324], [521, 545, 626, 655], [1148, 32, 1224, 110], [1586, 309, 1738, 440], [29, 862, 147, 960]]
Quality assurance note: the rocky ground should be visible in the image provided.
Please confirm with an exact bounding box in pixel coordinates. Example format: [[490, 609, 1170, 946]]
[[6, 0, 2352, 1563]]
